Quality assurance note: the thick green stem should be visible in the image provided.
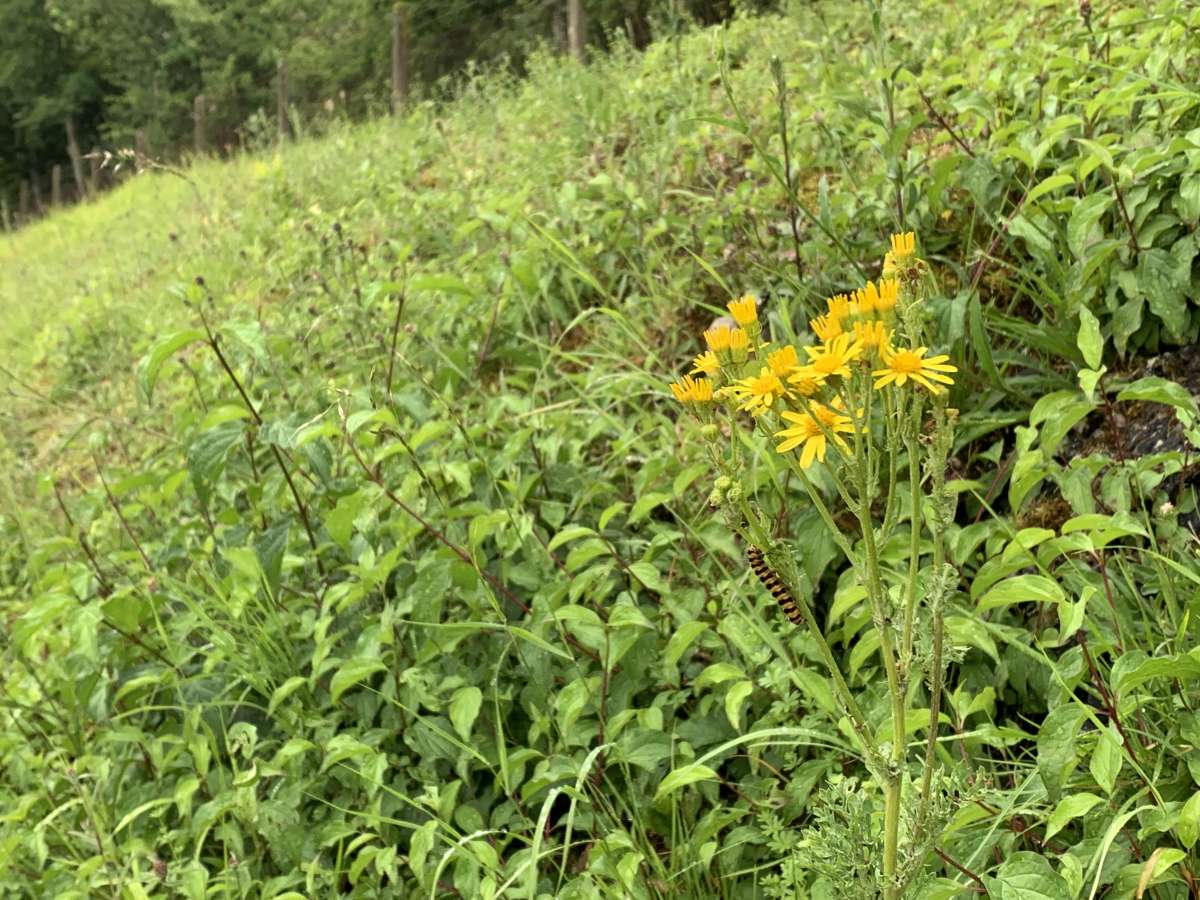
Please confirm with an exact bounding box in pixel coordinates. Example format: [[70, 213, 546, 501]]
[[899, 443, 922, 672], [855, 449, 905, 899]]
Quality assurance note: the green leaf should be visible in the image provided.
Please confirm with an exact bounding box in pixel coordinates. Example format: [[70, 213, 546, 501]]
[[1068, 193, 1112, 257], [186, 420, 244, 486], [1028, 173, 1075, 204], [978, 575, 1065, 611], [665, 621, 708, 666], [1094, 724, 1118, 796], [1178, 791, 1200, 849], [1076, 307, 1103, 369], [1038, 705, 1087, 801], [450, 686, 483, 740], [547, 524, 597, 553], [1116, 376, 1199, 420], [1045, 792, 1103, 841], [695, 662, 746, 690], [1075, 137, 1115, 175], [725, 681, 754, 731], [654, 763, 719, 801], [137, 328, 205, 403], [329, 658, 387, 703], [627, 561, 667, 594], [255, 520, 289, 600], [629, 492, 672, 524], [1139, 248, 1189, 339], [325, 490, 366, 549], [983, 850, 1073, 900]]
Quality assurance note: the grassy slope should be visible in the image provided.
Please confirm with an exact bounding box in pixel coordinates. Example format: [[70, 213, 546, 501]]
[[2, 1, 1199, 897]]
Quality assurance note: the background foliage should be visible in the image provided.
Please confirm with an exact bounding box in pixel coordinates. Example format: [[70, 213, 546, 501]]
[[2, 0, 1200, 897], [0, 0, 772, 201]]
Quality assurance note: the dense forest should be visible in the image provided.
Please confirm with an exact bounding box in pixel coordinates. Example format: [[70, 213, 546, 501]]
[[0, 0, 769, 208]]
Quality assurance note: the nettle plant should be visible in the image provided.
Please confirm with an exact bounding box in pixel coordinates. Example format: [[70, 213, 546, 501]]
[[670, 234, 962, 897]]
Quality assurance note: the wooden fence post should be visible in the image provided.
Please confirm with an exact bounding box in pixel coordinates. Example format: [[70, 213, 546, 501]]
[[277, 59, 290, 140], [567, 0, 586, 60], [65, 117, 88, 200], [194, 95, 207, 155], [391, 4, 409, 115], [51, 165, 63, 207], [30, 173, 44, 217], [88, 149, 99, 197]]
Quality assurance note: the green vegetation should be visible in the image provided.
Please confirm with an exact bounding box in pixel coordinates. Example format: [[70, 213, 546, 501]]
[[2, 1, 1200, 897]]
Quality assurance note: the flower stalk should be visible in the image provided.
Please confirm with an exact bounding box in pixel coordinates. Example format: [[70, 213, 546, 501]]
[[667, 234, 958, 896]]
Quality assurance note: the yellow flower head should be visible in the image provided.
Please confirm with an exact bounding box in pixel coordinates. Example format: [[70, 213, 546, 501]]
[[873, 345, 957, 394], [727, 295, 759, 326], [853, 281, 881, 317], [691, 351, 720, 377], [810, 313, 843, 343], [728, 327, 749, 352], [797, 333, 864, 383], [690, 377, 714, 402], [882, 250, 899, 278], [727, 367, 787, 416], [669, 374, 714, 404], [826, 293, 854, 321], [704, 325, 734, 353], [890, 231, 916, 262], [766, 344, 800, 377], [786, 372, 820, 397], [852, 319, 891, 352], [874, 278, 899, 314], [774, 403, 856, 468]]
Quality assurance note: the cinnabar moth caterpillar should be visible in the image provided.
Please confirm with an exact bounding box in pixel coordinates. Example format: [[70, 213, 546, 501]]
[[747, 545, 805, 626]]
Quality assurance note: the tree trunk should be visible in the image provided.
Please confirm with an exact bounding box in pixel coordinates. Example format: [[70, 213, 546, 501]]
[[65, 117, 88, 200], [194, 95, 207, 155], [19, 180, 31, 221], [567, 0, 585, 60], [391, 4, 410, 115], [51, 165, 63, 207], [1, 197, 11, 232], [135, 128, 148, 163], [277, 59, 290, 140]]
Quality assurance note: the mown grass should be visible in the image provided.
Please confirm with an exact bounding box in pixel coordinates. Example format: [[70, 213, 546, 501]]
[[2, 1, 1200, 897]]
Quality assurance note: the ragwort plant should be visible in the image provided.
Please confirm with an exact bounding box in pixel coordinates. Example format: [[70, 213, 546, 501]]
[[669, 233, 960, 897]]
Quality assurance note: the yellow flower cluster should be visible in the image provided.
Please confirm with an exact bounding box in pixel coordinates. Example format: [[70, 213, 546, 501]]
[[666, 235, 957, 468]]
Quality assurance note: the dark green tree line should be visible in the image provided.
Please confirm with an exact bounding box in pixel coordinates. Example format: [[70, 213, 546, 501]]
[[0, 0, 773, 206]]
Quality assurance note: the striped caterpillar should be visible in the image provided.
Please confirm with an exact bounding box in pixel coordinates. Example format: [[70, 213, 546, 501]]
[[746, 545, 805, 626]]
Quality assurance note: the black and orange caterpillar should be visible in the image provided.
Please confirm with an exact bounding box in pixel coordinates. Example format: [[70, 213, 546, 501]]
[[746, 545, 805, 626]]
